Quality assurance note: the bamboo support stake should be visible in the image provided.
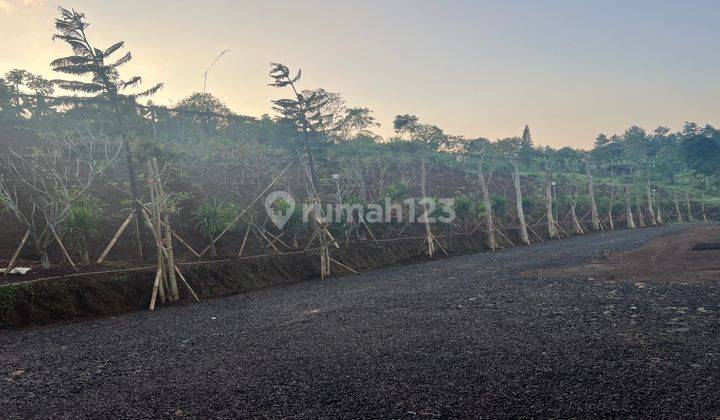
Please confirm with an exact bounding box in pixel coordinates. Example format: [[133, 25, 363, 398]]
[[97, 210, 135, 264], [686, 192, 695, 222], [174, 265, 200, 302], [554, 220, 572, 238], [494, 227, 515, 247], [4, 230, 30, 276], [303, 230, 318, 251], [238, 227, 251, 256], [526, 223, 544, 243], [149, 266, 163, 311], [147, 162, 165, 303], [171, 231, 201, 258], [49, 226, 78, 272], [153, 159, 179, 301], [329, 257, 360, 275], [200, 161, 293, 256], [674, 193, 684, 223]]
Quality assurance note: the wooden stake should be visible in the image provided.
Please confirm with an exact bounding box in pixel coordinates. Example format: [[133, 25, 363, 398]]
[[96, 210, 135, 264], [174, 265, 200, 302], [149, 266, 162, 311], [238, 226, 251, 256], [329, 257, 360, 275], [153, 158, 179, 301], [526, 223, 544, 243], [495, 227, 515, 247], [50, 226, 78, 272], [4, 230, 30, 276], [200, 161, 293, 256]]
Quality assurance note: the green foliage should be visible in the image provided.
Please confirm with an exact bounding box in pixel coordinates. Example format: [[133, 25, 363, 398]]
[[62, 198, 101, 248], [192, 199, 234, 240], [453, 195, 479, 225], [386, 180, 410, 201], [51, 7, 162, 100], [272, 198, 306, 235], [491, 195, 508, 217]]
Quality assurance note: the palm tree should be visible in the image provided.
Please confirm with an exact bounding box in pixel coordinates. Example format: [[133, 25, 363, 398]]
[[51, 6, 163, 259]]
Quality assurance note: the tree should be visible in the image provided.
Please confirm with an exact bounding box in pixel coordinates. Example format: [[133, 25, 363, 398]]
[[594, 133, 609, 148], [0, 130, 121, 268], [393, 114, 447, 149], [335, 107, 380, 141], [680, 134, 720, 177], [51, 6, 163, 259], [622, 125, 648, 162], [495, 137, 530, 245], [464, 137, 497, 249], [4, 69, 29, 117], [521, 124, 534, 152], [176, 92, 233, 135]]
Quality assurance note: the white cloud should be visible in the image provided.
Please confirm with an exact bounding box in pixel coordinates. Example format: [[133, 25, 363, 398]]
[[0, 0, 45, 12]]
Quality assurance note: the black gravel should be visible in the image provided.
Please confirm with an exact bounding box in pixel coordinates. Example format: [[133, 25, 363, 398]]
[[2, 225, 719, 418]]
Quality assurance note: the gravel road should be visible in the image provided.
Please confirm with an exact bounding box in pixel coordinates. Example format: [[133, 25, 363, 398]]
[[2, 224, 719, 418]]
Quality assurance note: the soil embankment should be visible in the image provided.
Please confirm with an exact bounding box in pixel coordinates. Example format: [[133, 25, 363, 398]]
[[0, 231, 494, 328]]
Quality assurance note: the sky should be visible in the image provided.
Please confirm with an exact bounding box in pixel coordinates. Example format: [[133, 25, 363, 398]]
[[1, 0, 718, 148]]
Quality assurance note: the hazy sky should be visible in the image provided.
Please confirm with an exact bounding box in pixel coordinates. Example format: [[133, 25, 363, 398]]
[[1, 0, 718, 148]]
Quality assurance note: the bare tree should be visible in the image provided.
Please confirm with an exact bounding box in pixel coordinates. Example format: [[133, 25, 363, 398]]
[[0, 129, 121, 268], [584, 156, 600, 230], [624, 185, 636, 229]]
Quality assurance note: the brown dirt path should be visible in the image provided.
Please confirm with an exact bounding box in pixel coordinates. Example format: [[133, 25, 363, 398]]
[[525, 224, 720, 283]]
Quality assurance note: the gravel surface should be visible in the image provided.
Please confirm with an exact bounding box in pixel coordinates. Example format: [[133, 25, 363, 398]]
[[2, 224, 719, 418]]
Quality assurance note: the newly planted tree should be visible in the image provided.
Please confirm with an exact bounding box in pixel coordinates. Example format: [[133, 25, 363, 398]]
[[51, 7, 163, 259], [464, 137, 497, 249], [63, 198, 101, 265], [496, 137, 530, 245]]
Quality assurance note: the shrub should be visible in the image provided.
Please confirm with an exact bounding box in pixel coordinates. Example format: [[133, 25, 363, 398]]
[[192, 199, 234, 256], [63, 198, 101, 265]]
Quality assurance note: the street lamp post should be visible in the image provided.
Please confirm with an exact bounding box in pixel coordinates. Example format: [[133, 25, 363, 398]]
[[203, 49, 230, 93]]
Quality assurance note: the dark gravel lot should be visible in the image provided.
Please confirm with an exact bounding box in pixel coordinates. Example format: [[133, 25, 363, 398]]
[[2, 224, 719, 418]]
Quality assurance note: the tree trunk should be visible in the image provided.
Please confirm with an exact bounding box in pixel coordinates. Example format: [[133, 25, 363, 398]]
[[685, 192, 694, 222], [155, 160, 179, 302], [585, 160, 600, 230], [122, 134, 146, 260], [570, 202, 584, 234], [512, 160, 530, 245], [646, 185, 656, 226], [80, 241, 90, 266], [608, 184, 616, 230], [39, 251, 50, 269], [674, 193, 684, 223], [420, 160, 435, 257], [546, 179, 558, 238], [478, 159, 496, 250], [32, 232, 51, 269], [635, 194, 646, 228], [625, 185, 636, 229], [701, 194, 708, 223]]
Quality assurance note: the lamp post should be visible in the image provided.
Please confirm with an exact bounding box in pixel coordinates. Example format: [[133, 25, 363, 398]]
[[202, 49, 230, 93]]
